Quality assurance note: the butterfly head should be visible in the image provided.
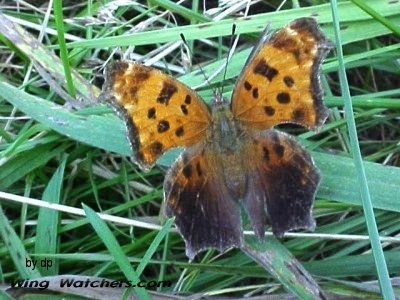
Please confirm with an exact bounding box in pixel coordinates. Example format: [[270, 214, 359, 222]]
[[212, 90, 229, 105]]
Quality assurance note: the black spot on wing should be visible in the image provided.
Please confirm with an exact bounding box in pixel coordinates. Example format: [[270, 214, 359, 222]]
[[149, 141, 163, 156], [273, 144, 285, 158], [157, 82, 177, 105], [292, 108, 305, 123], [253, 59, 278, 81], [277, 92, 290, 104], [196, 162, 203, 176], [262, 147, 270, 161], [134, 68, 151, 82], [147, 107, 156, 119], [157, 120, 170, 133], [283, 76, 295, 87], [270, 132, 284, 158], [181, 104, 188, 115], [244, 81, 252, 90], [175, 126, 184, 137], [183, 164, 192, 178], [252, 88, 259, 99], [264, 106, 275, 116]]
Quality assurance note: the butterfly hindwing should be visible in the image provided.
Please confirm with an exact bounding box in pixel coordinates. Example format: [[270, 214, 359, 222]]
[[164, 144, 242, 260], [100, 61, 212, 170], [231, 17, 331, 130], [243, 130, 319, 238]]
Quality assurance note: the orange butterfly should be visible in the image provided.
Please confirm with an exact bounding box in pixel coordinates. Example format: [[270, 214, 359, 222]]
[[99, 17, 332, 259]]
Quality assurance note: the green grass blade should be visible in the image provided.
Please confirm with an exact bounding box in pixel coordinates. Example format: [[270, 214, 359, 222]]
[[82, 204, 150, 300], [135, 218, 174, 276], [305, 251, 399, 278], [330, 2, 395, 298], [243, 236, 324, 299], [0, 206, 41, 279], [53, 0, 75, 97], [0, 143, 68, 190], [34, 157, 66, 275], [0, 81, 127, 156], [350, 0, 400, 36], [314, 151, 400, 213], [63, 1, 400, 50]]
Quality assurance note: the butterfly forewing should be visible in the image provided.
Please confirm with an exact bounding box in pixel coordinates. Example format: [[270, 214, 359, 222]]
[[231, 18, 331, 130], [100, 61, 212, 170]]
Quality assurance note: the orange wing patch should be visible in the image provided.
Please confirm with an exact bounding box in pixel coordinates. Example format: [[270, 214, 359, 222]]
[[99, 61, 212, 170], [231, 18, 332, 130]]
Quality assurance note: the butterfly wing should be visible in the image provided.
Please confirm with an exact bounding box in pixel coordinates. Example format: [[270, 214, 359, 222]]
[[231, 17, 332, 130], [164, 143, 242, 260], [100, 61, 212, 170], [242, 130, 319, 238]]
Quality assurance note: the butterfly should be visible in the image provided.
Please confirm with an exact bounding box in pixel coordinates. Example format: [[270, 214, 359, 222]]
[[99, 17, 332, 259]]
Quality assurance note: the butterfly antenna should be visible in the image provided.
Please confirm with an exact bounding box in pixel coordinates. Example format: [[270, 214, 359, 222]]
[[220, 23, 238, 97], [180, 33, 213, 89]]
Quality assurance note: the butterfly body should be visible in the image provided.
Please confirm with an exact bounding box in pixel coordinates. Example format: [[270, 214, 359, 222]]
[[100, 17, 332, 259], [206, 97, 247, 196]]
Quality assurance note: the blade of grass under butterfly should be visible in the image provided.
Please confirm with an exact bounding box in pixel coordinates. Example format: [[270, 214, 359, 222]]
[[242, 236, 324, 299], [0, 81, 128, 156], [82, 204, 150, 300], [330, 2, 395, 299]]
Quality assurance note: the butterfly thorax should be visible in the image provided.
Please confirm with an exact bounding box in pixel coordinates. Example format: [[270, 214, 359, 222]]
[[209, 100, 239, 150], [208, 97, 246, 197]]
